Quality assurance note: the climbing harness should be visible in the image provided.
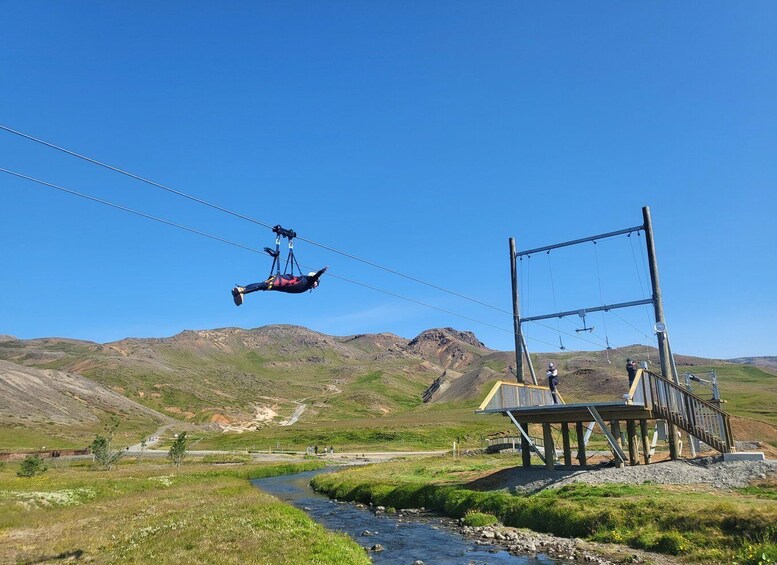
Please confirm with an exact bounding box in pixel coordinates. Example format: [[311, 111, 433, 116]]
[[266, 225, 302, 278]]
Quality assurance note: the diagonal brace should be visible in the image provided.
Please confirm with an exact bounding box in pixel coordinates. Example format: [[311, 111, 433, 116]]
[[506, 410, 546, 464], [588, 407, 627, 464]]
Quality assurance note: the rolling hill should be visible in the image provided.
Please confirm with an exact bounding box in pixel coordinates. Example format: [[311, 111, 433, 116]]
[[1, 325, 775, 450]]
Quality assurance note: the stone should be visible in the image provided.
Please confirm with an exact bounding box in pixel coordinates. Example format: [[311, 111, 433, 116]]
[[369, 544, 384, 552]]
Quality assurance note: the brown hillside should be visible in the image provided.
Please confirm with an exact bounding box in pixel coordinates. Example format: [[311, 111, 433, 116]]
[[406, 327, 489, 370], [0, 359, 169, 429]]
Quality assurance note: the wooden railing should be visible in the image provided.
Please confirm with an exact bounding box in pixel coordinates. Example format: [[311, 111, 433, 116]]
[[478, 381, 563, 412], [486, 436, 543, 453], [628, 369, 734, 453]]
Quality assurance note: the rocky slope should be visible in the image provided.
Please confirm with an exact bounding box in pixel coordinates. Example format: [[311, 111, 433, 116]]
[[0, 358, 169, 445]]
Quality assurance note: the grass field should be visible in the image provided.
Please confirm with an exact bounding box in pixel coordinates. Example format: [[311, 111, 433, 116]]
[[311, 455, 777, 563], [0, 459, 369, 564], [190, 405, 508, 452], [690, 365, 777, 427]]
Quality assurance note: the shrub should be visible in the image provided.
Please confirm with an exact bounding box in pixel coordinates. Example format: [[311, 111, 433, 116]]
[[734, 541, 777, 565], [652, 531, 688, 555], [169, 432, 188, 469], [462, 511, 499, 527], [17, 454, 48, 477], [90, 434, 123, 470]]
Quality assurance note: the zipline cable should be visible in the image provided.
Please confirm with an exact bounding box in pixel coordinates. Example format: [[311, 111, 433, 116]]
[[0, 168, 260, 255], [0, 166, 566, 350], [0, 124, 511, 316]]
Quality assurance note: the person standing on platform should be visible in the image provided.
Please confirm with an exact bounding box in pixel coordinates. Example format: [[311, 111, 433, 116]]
[[547, 362, 560, 404], [626, 358, 638, 388]]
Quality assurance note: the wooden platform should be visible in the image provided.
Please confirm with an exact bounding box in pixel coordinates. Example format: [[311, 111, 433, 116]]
[[476, 371, 734, 469], [478, 400, 653, 424]]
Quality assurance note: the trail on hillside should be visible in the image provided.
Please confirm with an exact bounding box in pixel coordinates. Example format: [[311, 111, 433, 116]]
[[127, 422, 176, 451], [280, 402, 306, 426]]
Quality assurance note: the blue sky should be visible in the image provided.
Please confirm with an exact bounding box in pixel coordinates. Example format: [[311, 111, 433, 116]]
[[1, 3, 774, 359]]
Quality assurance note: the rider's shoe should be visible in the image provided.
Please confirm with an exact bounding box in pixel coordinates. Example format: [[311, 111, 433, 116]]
[[232, 286, 245, 306]]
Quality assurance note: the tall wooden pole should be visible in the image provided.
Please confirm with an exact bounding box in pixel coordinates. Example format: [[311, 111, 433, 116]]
[[509, 238, 524, 383], [643, 206, 679, 460], [642, 206, 675, 385]]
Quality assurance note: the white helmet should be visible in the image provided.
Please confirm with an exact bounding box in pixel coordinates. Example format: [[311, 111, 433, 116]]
[[308, 272, 317, 277], [548, 363, 555, 369]]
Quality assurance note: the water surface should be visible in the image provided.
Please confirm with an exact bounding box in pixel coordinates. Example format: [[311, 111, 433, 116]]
[[253, 469, 558, 565]]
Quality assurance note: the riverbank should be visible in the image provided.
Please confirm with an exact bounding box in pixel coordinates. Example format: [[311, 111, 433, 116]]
[[0, 459, 369, 564], [311, 454, 777, 563]]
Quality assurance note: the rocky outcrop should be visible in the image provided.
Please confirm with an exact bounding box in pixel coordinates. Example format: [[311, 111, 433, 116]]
[[422, 369, 463, 403], [406, 328, 489, 371]]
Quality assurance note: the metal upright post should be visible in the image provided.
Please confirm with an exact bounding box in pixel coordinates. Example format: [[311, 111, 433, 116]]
[[509, 238, 524, 383]]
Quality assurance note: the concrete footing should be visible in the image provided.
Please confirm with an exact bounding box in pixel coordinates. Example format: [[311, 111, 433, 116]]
[[723, 452, 765, 462]]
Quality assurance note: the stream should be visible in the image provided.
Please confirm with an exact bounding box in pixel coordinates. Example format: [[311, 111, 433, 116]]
[[253, 469, 559, 565]]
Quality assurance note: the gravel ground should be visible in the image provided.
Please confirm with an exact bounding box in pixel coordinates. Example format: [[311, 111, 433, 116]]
[[494, 456, 777, 493]]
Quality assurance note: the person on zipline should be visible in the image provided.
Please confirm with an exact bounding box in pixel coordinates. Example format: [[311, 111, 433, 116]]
[[231, 267, 328, 306], [547, 362, 560, 404]]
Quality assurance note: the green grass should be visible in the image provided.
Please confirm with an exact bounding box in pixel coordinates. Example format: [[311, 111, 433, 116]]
[[0, 459, 369, 564], [688, 365, 777, 427], [310, 455, 777, 562], [193, 408, 507, 452]]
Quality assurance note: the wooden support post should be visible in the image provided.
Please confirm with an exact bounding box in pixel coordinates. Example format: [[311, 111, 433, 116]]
[[610, 420, 623, 468], [509, 238, 523, 384], [610, 420, 622, 447], [520, 422, 531, 467], [542, 423, 555, 470], [640, 419, 651, 464], [561, 423, 572, 468], [627, 420, 638, 466], [576, 422, 587, 468], [668, 422, 679, 460]]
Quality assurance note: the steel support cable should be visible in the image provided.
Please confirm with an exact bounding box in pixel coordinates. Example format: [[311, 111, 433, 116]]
[[0, 166, 564, 350], [591, 241, 614, 365], [546, 251, 565, 350], [0, 124, 511, 316], [518, 254, 613, 350], [630, 230, 656, 334], [610, 309, 657, 343]]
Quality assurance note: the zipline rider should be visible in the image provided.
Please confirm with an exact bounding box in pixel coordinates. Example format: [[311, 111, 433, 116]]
[[231, 224, 328, 306]]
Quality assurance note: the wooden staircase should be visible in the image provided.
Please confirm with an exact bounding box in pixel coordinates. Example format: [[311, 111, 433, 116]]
[[635, 369, 735, 453]]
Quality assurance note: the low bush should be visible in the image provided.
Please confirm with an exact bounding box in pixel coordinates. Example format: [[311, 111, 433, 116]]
[[462, 511, 499, 527], [17, 454, 47, 477]]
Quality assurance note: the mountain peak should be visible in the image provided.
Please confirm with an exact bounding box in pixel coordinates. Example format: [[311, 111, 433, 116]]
[[406, 328, 489, 370]]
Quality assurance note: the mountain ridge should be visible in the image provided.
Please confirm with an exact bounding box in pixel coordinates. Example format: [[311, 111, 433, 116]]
[[2, 325, 775, 450]]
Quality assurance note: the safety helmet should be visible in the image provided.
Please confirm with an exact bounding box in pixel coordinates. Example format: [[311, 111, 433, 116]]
[[548, 363, 555, 369], [308, 272, 317, 277]]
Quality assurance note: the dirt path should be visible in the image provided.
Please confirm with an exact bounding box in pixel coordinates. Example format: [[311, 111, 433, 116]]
[[126, 423, 176, 451], [279, 402, 306, 426]]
